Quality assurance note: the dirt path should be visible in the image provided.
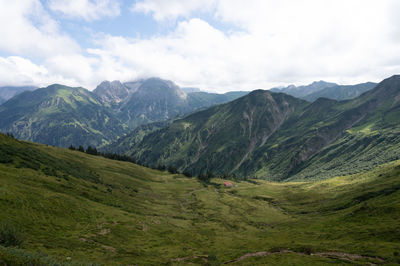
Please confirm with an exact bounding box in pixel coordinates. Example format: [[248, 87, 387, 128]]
[[171, 255, 208, 263], [223, 249, 385, 264]]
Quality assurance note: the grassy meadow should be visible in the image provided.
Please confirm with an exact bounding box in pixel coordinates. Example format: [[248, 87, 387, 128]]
[[0, 134, 400, 265]]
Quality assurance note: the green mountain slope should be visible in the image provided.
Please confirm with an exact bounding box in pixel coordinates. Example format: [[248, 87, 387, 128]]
[[125, 90, 309, 177], [303, 82, 377, 102], [1, 134, 400, 265], [117, 75, 400, 180], [0, 84, 126, 147], [102, 120, 172, 155]]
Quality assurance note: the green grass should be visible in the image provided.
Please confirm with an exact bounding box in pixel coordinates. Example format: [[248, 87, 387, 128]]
[[1, 134, 400, 265]]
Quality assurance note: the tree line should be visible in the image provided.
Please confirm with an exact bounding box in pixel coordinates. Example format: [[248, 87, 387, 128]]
[[67, 144, 244, 183]]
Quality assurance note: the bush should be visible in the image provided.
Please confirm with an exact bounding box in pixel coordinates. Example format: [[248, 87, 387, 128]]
[[16, 160, 40, 170], [0, 151, 13, 164], [182, 171, 192, 177], [68, 144, 76, 150], [167, 166, 178, 174], [207, 253, 219, 265], [0, 223, 23, 247]]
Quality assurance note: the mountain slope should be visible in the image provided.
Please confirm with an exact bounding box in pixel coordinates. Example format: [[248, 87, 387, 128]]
[[303, 82, 377, 102], [124, 90, 308, 177], [0, 84, 126, 147], [1, 133, 400, 264], [115, 75, 400, 180]]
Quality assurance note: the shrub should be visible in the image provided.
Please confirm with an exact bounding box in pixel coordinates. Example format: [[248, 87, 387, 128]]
[[167, 166, 178, 174], [68, 144, 76, 150], [182, 171, 192, 177], [207, 253, 219, 265], [0, 151, 13, 164], [0, 223, 23, 247]]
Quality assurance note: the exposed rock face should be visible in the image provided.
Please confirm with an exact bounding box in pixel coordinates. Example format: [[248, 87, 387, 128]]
[[93, 81, 130, 105], [94, 77, 248, 129]]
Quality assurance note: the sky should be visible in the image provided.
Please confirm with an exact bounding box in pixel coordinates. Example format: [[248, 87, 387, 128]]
[[0, 0, 400, 92]]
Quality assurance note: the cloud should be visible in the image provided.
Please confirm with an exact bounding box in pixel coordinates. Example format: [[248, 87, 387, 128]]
[[0, 56, 78, 87], [1, 0, 400, 92], [132, 0, 216, 21], [48, 0, 121, 21], [118, 0, 400, 91], [0, 0, 80, 57]]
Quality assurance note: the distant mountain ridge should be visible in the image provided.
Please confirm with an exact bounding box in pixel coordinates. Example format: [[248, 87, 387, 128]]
[[113, 75, 400, 181], [303, 82, 377, 102], [0, 86, 37, 104], [271, 81, 377, 102], [271, 81, 338, 98]]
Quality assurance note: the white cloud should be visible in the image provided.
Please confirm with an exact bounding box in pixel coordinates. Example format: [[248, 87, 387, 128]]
[[1, 0, 400, 92], [118, 0, 400, 91], [132, 0, 216, 21], [0, 56, 78, 87], [48, 0, 121, 21], [0, 0, 80, 57]]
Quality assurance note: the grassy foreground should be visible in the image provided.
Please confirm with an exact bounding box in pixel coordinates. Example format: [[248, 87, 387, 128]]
[[0, 134, 400, 265]]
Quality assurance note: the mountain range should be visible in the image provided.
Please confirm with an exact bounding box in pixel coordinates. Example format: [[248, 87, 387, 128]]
[[0, 78, 248, 147], [110, 75, 400, 181], [1, 74, 400, 264], [93, 77, 248, 128], [1, 78, 373, 148]]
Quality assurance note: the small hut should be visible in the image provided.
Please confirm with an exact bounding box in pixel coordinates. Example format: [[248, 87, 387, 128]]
[[224, 181, 233, 188]]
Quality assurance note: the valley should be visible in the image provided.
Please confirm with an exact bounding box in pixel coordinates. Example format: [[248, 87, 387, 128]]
[[0, 133, 399, 265], [2, 2, 400, 265], [1, 76, 400, 265]]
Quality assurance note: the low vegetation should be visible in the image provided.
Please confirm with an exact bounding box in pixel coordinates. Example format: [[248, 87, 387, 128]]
[[0, 133, 400, 265]]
